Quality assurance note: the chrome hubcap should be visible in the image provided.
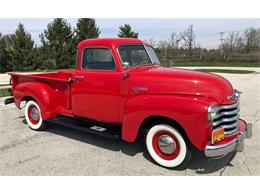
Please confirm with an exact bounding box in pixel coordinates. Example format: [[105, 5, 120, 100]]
[[31, 107, 40, 121], [158, 135, 176, 154]]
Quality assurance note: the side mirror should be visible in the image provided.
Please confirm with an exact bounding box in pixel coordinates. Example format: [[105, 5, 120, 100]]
[[122, 62, 130, 69]]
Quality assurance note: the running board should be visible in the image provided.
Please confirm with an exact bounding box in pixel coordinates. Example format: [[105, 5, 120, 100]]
[[47, 116, 121, 140]]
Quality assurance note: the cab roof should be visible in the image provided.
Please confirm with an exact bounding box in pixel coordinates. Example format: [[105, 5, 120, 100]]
[[78, 38, 147, 48]]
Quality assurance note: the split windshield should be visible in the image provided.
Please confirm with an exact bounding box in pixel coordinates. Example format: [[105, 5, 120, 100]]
[[118, 44, 160, 68]]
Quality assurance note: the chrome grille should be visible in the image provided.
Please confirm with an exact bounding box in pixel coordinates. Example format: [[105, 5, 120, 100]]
[[213, 101, 240, 136]]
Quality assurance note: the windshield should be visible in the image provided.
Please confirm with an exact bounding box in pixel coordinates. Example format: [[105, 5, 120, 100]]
[[118, 44, 160, 68]]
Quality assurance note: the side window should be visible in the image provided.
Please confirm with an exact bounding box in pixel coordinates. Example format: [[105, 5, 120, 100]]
[[82, 48, 116, 70]]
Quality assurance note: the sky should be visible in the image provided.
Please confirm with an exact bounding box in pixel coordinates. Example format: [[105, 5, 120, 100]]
[[0, 18, 259, 49]]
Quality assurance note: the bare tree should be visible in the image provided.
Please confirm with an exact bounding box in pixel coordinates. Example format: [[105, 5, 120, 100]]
[[223, 32, 240, 53], [181, 25, 196, 56], [157, 40, 169, 62], [168, 33, 181, 57], [244, 28, 260, 53]]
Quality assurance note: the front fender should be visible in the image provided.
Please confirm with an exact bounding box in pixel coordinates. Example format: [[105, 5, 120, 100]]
[[13, 82, 57, 119], [122, 95, 216, 150]]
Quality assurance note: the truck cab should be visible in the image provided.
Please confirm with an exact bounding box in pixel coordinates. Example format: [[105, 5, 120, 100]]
[[6, 38, 252, 169]]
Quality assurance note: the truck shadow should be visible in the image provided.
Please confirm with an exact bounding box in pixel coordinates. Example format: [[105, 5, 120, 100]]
[[44, 124, 236, 175], [185, 150, 236, 174]]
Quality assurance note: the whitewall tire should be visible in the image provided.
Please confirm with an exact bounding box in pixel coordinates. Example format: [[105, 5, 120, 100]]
[[25, 100, 46, 131], [145, 124, 189, 168]]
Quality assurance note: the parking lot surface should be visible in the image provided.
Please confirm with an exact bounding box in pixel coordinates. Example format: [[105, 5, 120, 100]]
[[0, 70, 259, 175]]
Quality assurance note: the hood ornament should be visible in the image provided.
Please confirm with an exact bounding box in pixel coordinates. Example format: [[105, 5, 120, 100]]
[[227, 90, 242, 100]]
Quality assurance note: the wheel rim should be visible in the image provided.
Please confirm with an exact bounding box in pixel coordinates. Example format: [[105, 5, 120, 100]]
[[152, 131, 180, 160], [28, 105, 40, 125]]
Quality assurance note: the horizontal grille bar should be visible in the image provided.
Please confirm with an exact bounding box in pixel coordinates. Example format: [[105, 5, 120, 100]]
[[215, 108, 240, 119], [224, 127, 239, 136], [213, 122, 238, 131], [217, 101, 239, 110], [213, 115, 239, 126]]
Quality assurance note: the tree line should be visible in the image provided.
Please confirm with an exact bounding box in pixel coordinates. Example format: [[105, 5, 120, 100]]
[[0, 19, 259, 73], [0, 19, 138, 73], [148, 25, 260, 64]]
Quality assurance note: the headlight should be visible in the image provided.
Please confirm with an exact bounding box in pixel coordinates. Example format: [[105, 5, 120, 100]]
[[208, 104, 217, 122]]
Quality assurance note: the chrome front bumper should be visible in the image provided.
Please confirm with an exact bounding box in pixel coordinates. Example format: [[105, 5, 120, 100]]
[[205, 122, 252, 158]]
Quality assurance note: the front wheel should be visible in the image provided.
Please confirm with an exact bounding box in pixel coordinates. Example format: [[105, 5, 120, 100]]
[[145, 124, 191, 169], [25, 100, 47, 131]]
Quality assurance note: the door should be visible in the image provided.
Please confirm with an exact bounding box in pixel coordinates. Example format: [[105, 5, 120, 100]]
[[71, 47, 122, 124]]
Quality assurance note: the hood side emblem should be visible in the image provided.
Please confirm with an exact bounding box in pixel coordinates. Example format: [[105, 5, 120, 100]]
[[132, 87, 148, 92]]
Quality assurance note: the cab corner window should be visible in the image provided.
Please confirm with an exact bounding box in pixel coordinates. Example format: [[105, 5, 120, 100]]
[[82, 48, 116, 70]]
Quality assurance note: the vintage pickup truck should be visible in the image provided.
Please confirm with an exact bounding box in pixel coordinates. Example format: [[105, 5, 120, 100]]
[[5, 38, 252, 169]]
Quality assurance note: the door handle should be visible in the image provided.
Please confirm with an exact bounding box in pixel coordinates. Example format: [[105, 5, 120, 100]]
[[73, 75, 85, 81]]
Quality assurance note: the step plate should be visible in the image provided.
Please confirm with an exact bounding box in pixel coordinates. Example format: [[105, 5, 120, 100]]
[[47, 116, 121, 140]]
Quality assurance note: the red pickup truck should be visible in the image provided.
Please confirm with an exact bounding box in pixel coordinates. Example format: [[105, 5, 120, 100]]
[[5, 38, 252, 169]]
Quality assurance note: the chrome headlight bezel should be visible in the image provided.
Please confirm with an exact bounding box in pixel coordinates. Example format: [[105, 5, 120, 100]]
[[208, 104, 218, 122]]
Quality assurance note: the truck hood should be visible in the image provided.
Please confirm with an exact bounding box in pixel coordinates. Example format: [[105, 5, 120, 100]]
[[128, 65, 234, 103]]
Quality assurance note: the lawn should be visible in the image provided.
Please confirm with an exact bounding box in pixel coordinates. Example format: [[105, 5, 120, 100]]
[[0, 88, 11, 98], [170, 61, 260, 67]]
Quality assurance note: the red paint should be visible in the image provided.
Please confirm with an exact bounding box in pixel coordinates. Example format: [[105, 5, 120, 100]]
[[8, 38, 248, 152], [28, 105, 40, 125], [152, 131, 180, 160]]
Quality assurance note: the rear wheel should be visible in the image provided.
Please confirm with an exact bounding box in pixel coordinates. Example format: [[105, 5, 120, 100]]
[[145, 124, 191, 169], [25, 100, 47, 131]]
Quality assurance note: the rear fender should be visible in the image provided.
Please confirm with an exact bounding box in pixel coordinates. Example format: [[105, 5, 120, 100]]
[[122, 95, 215, 150], [13, 82, 57, 120]]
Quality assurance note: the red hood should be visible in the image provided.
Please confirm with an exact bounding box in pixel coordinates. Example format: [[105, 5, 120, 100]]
[[127, 65, 235, 103]]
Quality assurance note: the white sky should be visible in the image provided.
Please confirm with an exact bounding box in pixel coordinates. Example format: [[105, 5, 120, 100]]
[[0, 18, 259, 49]]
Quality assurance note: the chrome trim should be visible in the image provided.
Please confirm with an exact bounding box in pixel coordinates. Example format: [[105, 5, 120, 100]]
[[213, 115, 239, 126], [205, 138, 237, 157], [227, 93, 236, 101], [215, 108, 240, 119], [246, 123, 253, 138], [212, 101, 240, 136], [218, 101, 239, 110], [212, 127, 239, 136], [227, 91, 242, 100], [31, 107, 40, 121], [224, 128, 239, 136], [205, 124, 252, 158], [208, 104, 217, 121], [158, 135, 177, 154], [132, 87, 148, 92], [213, 122, 238, 131], [144, 44, 153, 64]]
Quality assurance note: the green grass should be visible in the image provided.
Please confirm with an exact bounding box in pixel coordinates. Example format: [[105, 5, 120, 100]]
[[0, 84, 9, 87], [0, 88, 11, 97], [195, 69, 255, 74], [171, 61, 260, 67]]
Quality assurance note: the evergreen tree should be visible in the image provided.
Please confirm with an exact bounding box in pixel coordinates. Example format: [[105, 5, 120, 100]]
[[0, 33, 9, 73], [8, 23, 37, 71], [75, 18, 100, 43], [40, 18, 75, 69], [118, 24, 138, 38]]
